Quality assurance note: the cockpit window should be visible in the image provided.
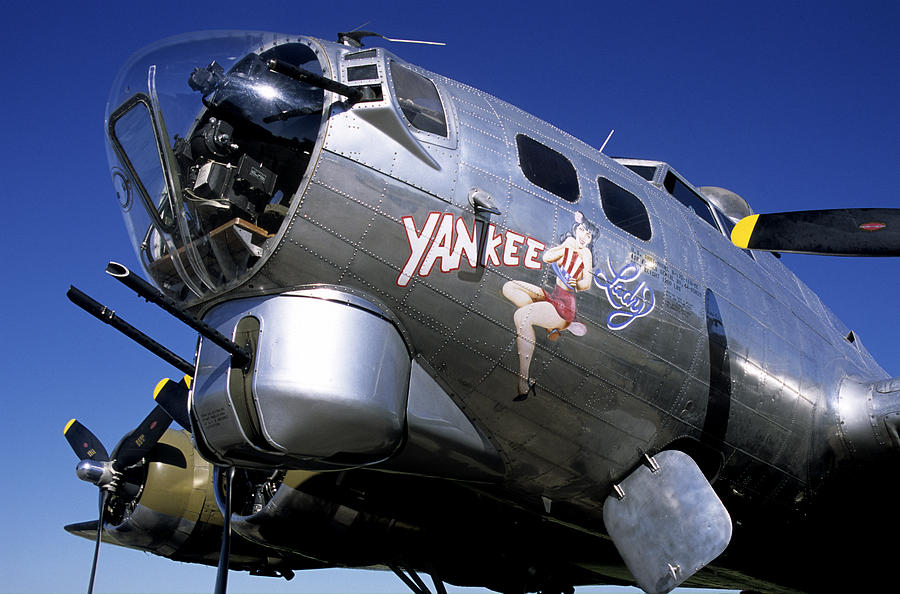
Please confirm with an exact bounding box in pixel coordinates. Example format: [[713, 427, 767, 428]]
[[664, 171, 719, 229], [516, 134, 580, 203], [390, 62, 447, 137], [598, 177, 652, 240]]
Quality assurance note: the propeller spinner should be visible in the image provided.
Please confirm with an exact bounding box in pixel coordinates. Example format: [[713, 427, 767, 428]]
[[64, 404, 173, 594]]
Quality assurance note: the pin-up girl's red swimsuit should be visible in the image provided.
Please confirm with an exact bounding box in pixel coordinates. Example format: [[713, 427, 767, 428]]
[[543, 247, 583, 323]]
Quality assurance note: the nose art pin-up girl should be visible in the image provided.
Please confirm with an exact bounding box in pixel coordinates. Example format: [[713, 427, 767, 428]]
[[502, 212, 595, 401]]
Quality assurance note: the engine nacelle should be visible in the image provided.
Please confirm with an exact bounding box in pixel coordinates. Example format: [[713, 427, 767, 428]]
[[231, 471, 414, 566], [66, 430, 220, 562], [835, 376, 900, 458], [66, 429, 322, 575]]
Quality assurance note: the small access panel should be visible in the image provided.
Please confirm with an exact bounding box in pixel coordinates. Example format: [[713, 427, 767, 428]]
[[603, 450, 732, 594]]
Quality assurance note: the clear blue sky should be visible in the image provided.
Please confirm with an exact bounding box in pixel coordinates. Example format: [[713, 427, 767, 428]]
[[1, 1, 897, 593]]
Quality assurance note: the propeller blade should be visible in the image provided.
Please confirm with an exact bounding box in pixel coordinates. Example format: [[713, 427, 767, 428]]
[[64, 520, 100, 537], [64, 420, 110, 462], [112, 406, 173, 471], [153, 377, 192, 431], [67, 382, 182, 594], [731, 208, 900, 256], [87, 490, 109, 594], [214, 466, 235, 594]]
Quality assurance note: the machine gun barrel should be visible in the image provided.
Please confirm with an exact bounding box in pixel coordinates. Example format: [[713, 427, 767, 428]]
[[105, 262, 252, 368], [67, 286, 195, 376], [266, 58, 368, 102]]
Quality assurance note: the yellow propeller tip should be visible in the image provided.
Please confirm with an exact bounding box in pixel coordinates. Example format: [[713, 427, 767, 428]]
[[153, 378, 170, 400], [731, 214, 759, 249], [64, 418, 77, 435], [182, 374, 192, 388]]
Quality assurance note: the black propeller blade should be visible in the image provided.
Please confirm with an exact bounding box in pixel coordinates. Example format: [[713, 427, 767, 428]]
[[65, 395, 175, 594], [731, 208, 900, 256], [86, 490, 110, 594], [64, 419, 114, 594], [214, 466, 235, 594], [113, 406, 173, 470], [153, 377, 192, 431], [64, 420, 110, 462]]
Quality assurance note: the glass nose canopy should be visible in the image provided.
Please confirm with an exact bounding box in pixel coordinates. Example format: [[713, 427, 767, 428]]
[[105, 31, 325, 302]]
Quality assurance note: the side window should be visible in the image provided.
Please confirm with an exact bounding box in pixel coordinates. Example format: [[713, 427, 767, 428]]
[[598, 177, 652, 240], [390, 62, 447, 137], [624, 164, 657, 182], [664, 171, 719, 229], [516, 134, 580, 202]]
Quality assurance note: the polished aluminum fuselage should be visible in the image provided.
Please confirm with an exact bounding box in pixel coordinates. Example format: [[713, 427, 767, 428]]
[[190, 36, 888, 530]]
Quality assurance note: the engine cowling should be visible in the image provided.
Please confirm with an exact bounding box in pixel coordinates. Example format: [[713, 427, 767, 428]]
[[66, 429, 298, 572]]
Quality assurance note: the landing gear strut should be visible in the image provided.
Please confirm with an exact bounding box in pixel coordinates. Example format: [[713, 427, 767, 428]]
[[388, 565, 448, 594]]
